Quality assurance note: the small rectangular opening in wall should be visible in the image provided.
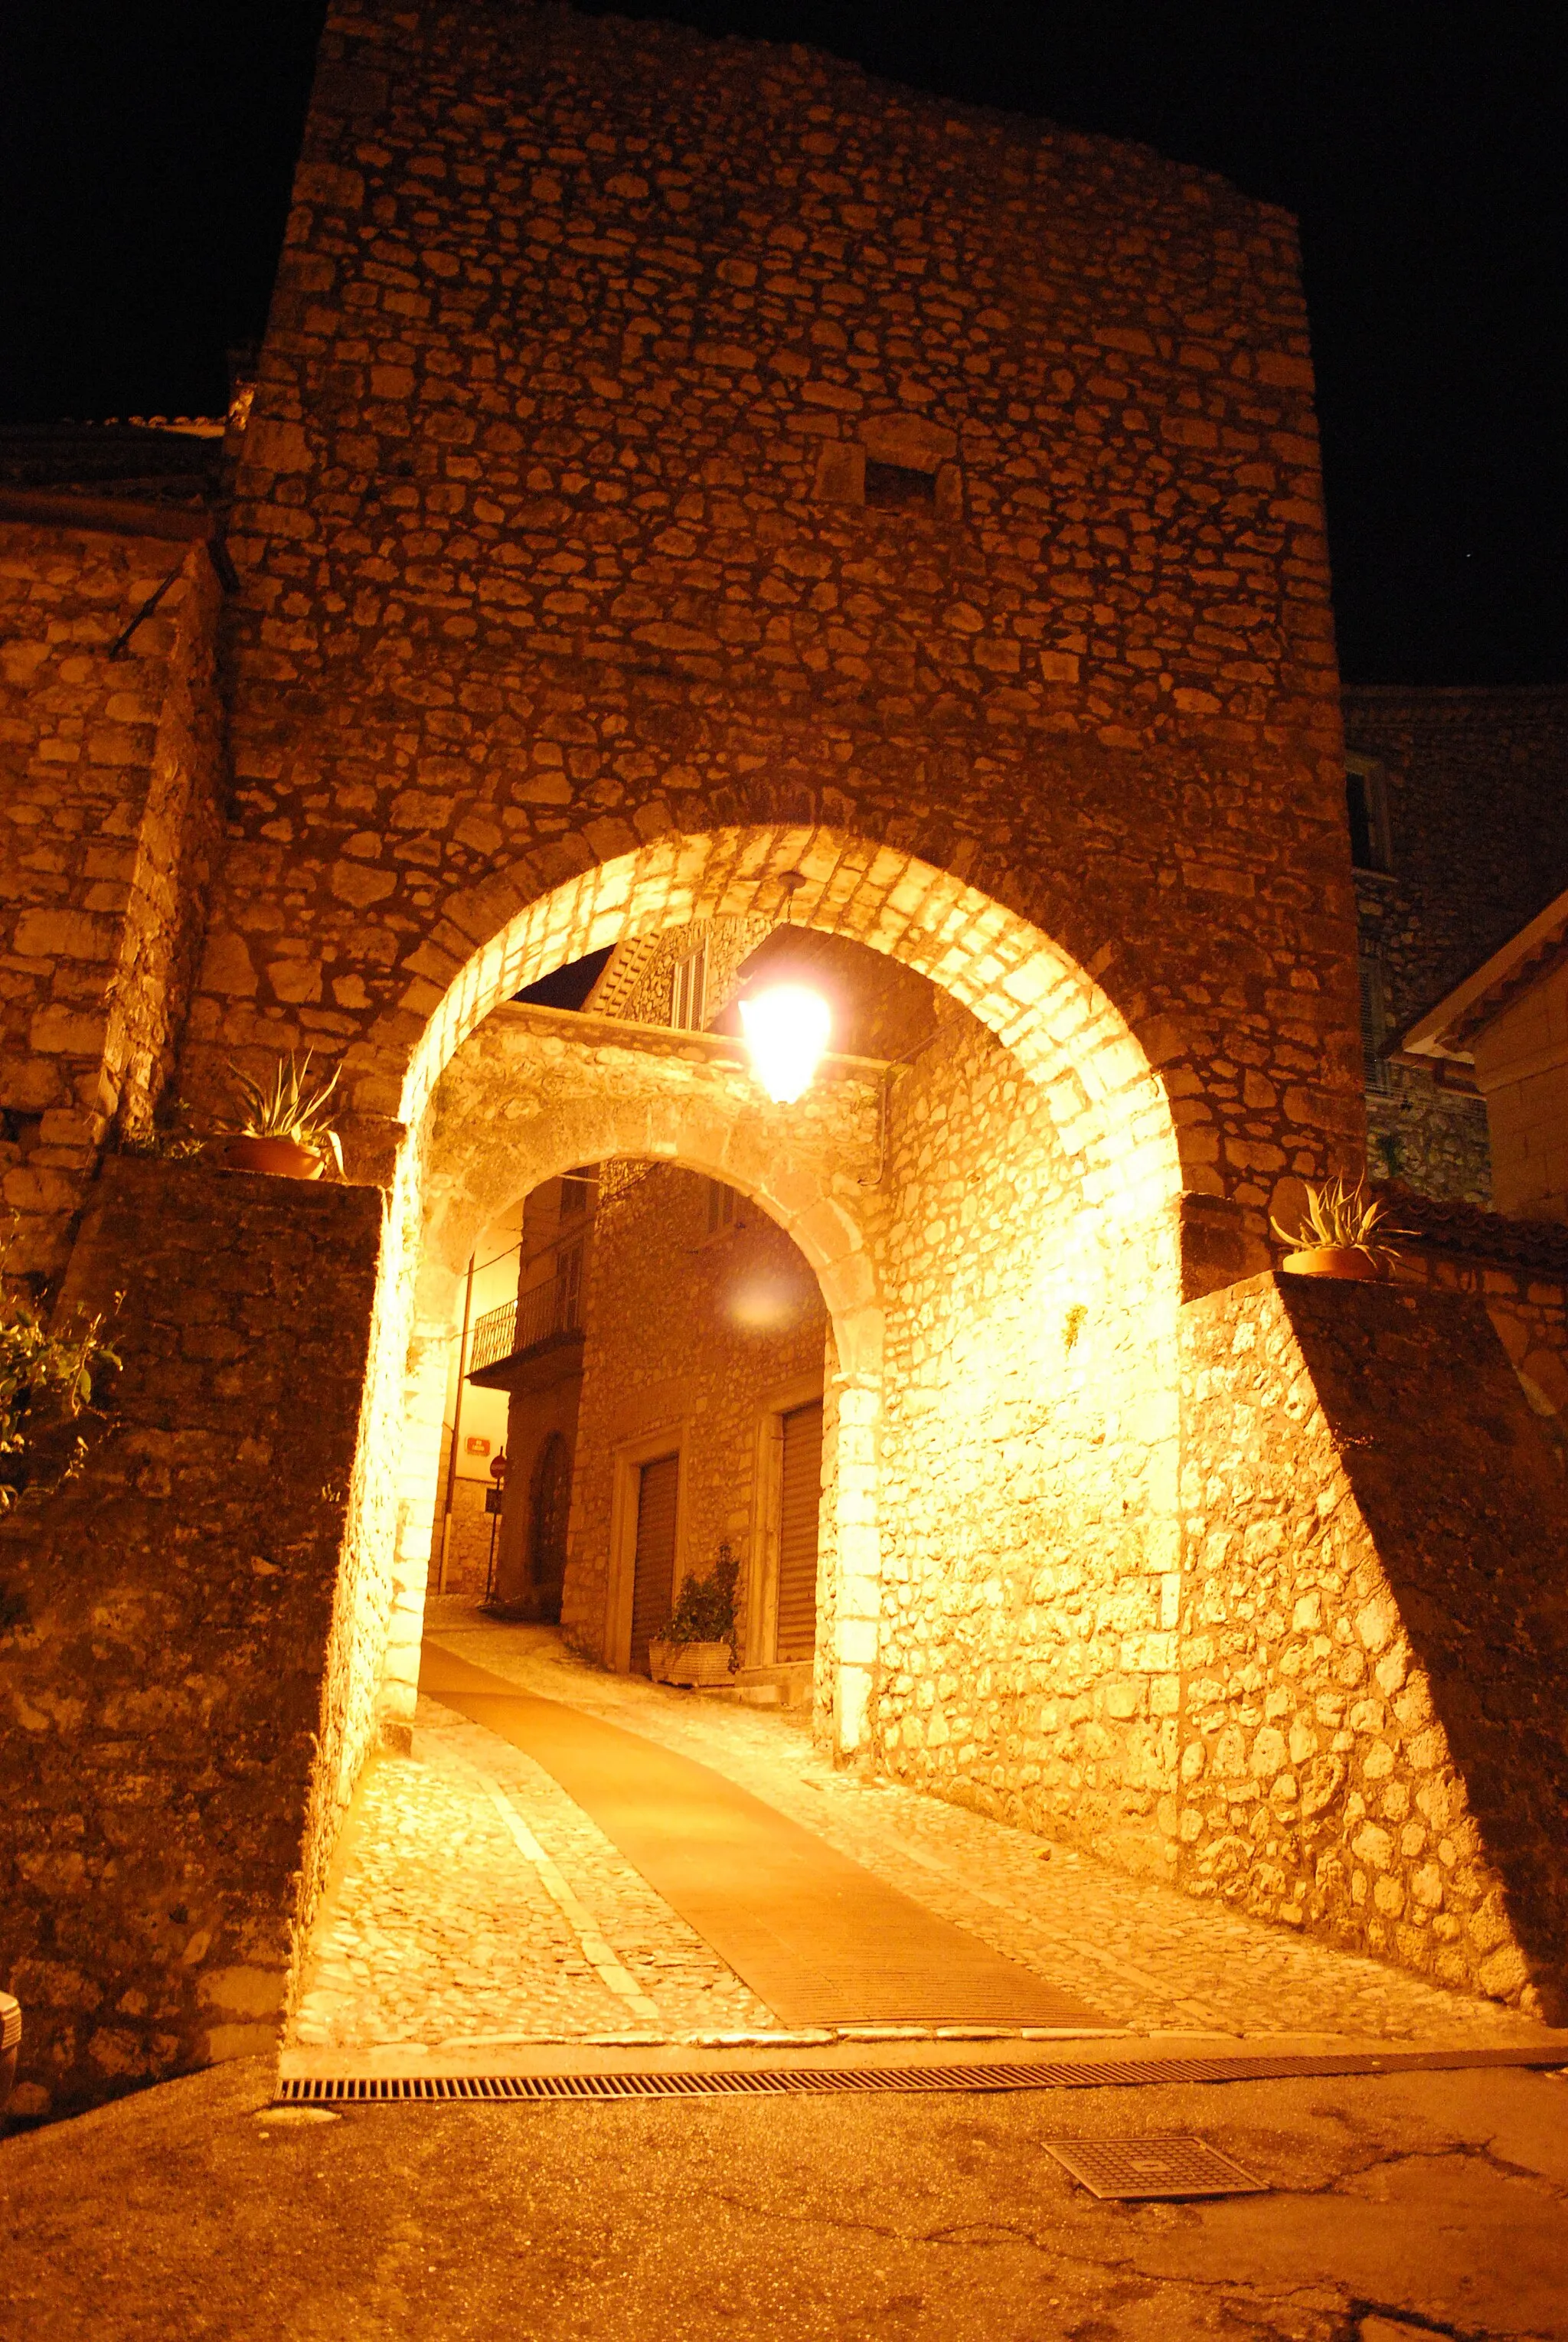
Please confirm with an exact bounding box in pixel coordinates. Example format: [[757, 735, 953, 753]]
[[559, 1167, 596, 1222], [1346, 756, 1392, 874], [707, 1178, 738, 1237], [864, 459, 934, 510]]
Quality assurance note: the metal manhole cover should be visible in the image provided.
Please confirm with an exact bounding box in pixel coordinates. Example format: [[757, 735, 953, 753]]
[[1044, 2135, 1269, 2200]]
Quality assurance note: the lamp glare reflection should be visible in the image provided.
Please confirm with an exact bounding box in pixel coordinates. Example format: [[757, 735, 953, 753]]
[[739, 985, 832, 1103]]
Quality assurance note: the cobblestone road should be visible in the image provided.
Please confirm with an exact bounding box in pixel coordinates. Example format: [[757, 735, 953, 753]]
[[285, 1607, 1550, 2062]]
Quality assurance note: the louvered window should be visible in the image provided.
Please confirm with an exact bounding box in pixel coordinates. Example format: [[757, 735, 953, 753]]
[[671, 946, 707, 1030], [776, 1400, 824, 1663], [1360, 955, 1391, 1095]]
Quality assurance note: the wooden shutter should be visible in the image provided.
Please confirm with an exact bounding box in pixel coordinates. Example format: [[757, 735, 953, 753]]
[[629, 1453, 679, 1675], [776, 1400, 824, 1663], [1359, 955, 1390, 1095]]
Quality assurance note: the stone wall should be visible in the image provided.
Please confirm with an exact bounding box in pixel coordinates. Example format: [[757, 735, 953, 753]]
[[871, 1011, 1182, 1877], [0, 1158, 383, 2121], [1377, 1191, 1568, 1471], [1345, 684, 1568, 1205], [0, 524, 224, 1278], [181, 0, 1359, 1264], [562, 1163, 831, 1663], [1178, 1271, 1568, 2017], [1364, 1053, 1489, 1207], [427, 1425, 499, 1596]]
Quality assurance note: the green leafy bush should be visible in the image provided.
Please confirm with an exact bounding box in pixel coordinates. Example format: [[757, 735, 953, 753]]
[[665, 1542, 739, 1654], [0, 1279, 121, 1514]]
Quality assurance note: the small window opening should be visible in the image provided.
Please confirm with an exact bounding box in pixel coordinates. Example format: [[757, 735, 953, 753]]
[[558, 1167, 595, 1223], [555, 1236, 586, 1329], [707, 1178, 739, 1237], [671, 944, 707, 1030], [1346, 758, 1391, 874], [864, 459, 934, 510]]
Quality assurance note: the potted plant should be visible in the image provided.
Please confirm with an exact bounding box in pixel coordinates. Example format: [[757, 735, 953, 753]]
[[218, 1053, 344, 1181], [648, 1543, 738, 1689], [1271, 1174, 1408, 1281]]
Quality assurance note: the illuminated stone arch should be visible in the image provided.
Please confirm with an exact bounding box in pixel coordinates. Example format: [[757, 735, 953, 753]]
[[380, 825, 1187, 1229], [385, 1008, 888, 1747], [374, 828, 1191, 1758]]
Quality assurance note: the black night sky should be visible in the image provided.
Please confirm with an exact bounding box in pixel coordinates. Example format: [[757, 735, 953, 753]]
[[5, 2, 1563, 687]]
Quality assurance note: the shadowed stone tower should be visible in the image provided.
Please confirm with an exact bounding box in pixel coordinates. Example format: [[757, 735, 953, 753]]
[[2, 2, 1565, 2118]]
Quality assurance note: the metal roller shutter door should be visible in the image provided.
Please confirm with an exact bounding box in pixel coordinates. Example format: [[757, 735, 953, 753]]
[[629, 1453, 678, 1676], [776, 1400, 823, 1663]]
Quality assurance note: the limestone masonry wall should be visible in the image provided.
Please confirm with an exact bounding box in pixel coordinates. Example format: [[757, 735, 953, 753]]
[[0, 529, 224, 1277], [1178, 1272, 1568, 2017], [185, 0, 1360, 1266], [0, 1160, 383, 2121], [872, 1009, 1182, 1877]]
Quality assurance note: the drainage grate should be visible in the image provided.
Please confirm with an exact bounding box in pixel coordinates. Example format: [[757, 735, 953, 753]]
[[273, 2045, 1560, 2108], [1044, 2134, 1268, 2200], [275, 2063, 1059, 2105]]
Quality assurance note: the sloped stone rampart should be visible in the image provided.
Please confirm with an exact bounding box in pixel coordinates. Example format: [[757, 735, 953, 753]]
[[0, 1160, 383, 2121], [1178, 1271, 1568, 2017]]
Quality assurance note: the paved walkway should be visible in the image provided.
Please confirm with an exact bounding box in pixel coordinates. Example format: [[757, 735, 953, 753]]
[[423, 1641, 1100, 2028], [284, 1611, 1552, 2067]]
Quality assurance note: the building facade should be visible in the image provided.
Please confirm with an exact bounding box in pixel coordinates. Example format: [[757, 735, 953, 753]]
[[1342, 684, 1568, 1202], [3, 2, 1566, 2119]]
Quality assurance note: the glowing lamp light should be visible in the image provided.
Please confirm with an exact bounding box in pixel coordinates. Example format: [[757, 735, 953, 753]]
[[739, 985, 831, 1104]]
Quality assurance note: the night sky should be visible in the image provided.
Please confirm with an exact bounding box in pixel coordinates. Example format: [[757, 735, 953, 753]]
[[5, 2, 1563, 686]]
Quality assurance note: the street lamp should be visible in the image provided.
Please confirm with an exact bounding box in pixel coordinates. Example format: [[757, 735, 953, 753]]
[[740, 985, 832, 1103]]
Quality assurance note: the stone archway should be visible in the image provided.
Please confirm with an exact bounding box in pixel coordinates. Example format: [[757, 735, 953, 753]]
[[384, 825, 1185, 1226], [384, 998, 891, 1753], [368, 835, 1189, 1795]]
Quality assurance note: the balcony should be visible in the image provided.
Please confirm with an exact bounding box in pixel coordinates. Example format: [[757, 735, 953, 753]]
[[465, 1265, 585, 1394]]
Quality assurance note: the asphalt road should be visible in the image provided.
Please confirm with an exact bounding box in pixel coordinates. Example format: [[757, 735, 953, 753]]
[[5, 2057, 1566, 2340]]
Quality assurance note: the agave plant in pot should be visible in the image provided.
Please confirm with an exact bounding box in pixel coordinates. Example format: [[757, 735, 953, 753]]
[[648, 1543, 738, 1689], [219, 1053, 345, 1181], [1271, 1174, 1408, 1282]]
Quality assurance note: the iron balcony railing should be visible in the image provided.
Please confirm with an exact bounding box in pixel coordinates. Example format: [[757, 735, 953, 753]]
[[468, 1264, 583, 1375]]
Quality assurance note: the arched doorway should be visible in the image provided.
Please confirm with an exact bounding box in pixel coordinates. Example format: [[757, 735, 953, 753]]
[[366, 839, 1185, 1875]]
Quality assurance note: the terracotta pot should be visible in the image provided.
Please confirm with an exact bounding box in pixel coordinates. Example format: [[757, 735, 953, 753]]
[[0, 1989, 19, 2116], [225, 1135, 325, 1180], [1281, 1245, 1382, 1281]]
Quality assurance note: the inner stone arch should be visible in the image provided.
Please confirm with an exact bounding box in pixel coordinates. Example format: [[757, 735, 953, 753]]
[[387, 825, 1186, 1230], [387, 995, 890, 1751]]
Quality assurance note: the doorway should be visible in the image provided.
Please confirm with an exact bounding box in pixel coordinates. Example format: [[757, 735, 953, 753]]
[[629, 1451, 679, 1675]]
